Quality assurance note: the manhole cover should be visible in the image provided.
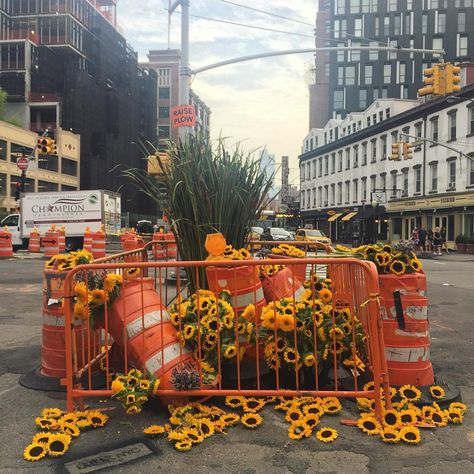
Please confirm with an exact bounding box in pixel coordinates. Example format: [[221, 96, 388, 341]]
[[64, 442, 153, 473]]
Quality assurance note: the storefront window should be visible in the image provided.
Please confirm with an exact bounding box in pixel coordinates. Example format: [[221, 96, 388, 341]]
[[392, 218, 402, 240]]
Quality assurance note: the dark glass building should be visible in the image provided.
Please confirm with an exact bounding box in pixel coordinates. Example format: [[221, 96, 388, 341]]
[[0, 0, 157, 218], [310, 0, 474, 126]]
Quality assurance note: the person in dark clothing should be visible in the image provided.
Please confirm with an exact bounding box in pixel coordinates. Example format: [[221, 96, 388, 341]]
[[433, 227, 442, 256], [440, 226, 449, 254], [418, 227, 427, 252], [427, 228, 434, 253]]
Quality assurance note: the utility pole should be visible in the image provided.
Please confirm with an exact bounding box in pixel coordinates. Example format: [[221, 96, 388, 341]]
[[169, 0, 192, 143]]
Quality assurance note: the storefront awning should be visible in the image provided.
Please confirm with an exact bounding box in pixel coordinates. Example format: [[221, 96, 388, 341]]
[[327, 212, 343, 222], [341, 211, 358, 221]]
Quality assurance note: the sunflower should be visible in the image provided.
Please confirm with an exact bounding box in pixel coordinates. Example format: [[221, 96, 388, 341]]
[[152, 378, 161, 395], [175, 440, 193, 451], [59, 413, 77, 425], [47, 433, 71, 456], [288, 421, 311, 440], [90, 288, 108, 305], [261, 311, 277, 330], [399, 409, 417, 426], [183, 324, 196, 340], [285, 408, 304, 423], [41, 408, 63, 419], [315, 427, 338, 443], [410, 258, 422, 272], [182, 428, 204, 444], [35, 417, 57, 430], [170, 312, 180, 327], [357, 415, 382, 436], [23, 442, 48, 462], [126, 404, 141, 415], [382, 409, 401, 428], [31, 432, 52, 445], [225, 396, 244, 408], [75, 412, 92, 428], [124, 267, 141, 279], [329, 340, 345, 355], [303, 413, 320, 430], [399, 384, 422, 402], [379, 426, 400, 443], [421, 406, 436, 423], [283, 348, 299, 364], [143, 425, 166, 437], [389, 260, 406, 276], [319, 288, 332, 304], [447, 409, 464, 424], [329, 327, 344, 340], [304, 354, 316, 367], [87, 411, 108, 428], [223, 345, 237, 359], [324, 401, 342, 415], [242, 398, 266, 413], [449, 402, 467, 415], [399, 426, 421, 444], [303, 403, 324, 417], [197, 418, 215, 438], [278, 314, 295, 332], [429, 385, 446, 400], [241, 413, 263, 429], [241, 304, 256, 321], [430, 410, 449, 427], [59, 422, 80, 437], [73, 302, 89, 321], [220, 413, 240, 426]]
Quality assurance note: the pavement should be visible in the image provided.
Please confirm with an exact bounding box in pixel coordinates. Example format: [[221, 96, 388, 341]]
[[0, 255, 473, 473]]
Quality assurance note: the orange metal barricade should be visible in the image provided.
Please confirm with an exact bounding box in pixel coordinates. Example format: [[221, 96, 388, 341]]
[[62, 256, 391, 418]]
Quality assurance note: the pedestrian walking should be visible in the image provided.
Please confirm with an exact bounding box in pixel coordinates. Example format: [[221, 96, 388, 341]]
[[411, 227, 420, 252], [427, 228, 434, 253], [440, 226, 449, 254], [433, 227, 442, 256], [418, 226, 427, 253]]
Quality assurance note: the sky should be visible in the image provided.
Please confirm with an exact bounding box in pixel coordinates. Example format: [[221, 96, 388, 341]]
[[116, 0, 317, 185]]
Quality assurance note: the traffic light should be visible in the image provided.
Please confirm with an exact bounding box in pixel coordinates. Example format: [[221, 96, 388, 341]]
[[389, 143, 400, 161], [403, 142, 413, 160], [37, 137, 57, 155], [445, 63, 461, 94], [14, 181, 21, 201], [418, 65, 441, 97]]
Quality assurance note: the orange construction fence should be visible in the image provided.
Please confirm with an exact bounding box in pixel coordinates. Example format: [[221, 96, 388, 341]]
[[61, 256, 392, 418]]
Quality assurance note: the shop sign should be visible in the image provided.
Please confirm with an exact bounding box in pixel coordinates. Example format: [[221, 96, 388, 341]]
[[387, 191, 474, 212]]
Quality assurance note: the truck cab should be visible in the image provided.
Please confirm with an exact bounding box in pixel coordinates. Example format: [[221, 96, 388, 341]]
[[1, 214, 22, 248]]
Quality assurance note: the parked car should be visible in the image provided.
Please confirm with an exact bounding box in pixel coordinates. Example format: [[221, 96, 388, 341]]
[[295, 228, 332, 250], [267, 227, 293, 241]]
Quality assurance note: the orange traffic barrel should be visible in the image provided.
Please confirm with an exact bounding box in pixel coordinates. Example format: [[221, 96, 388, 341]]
[[267, 253, 307, 282], [42, 269, 96, 378], [109, 278, 200, 404], [0, 228, 13, 258], [163, 232, 177, 259], [261, 267, 304, 302], [58, 227, 66, 252], [43, 231, 59, 257], [152, 232, 166, 259], [28, 229, 41, 253], [83, 227, 93, 252], [91, 231, 106, 258], [379, 274, 434, 387]]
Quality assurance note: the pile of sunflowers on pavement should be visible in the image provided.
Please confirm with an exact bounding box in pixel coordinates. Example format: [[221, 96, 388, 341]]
[[25, 239, 465, 462]]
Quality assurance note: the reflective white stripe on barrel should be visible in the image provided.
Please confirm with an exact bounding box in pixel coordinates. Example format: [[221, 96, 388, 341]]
[[385, 346, 430, 362], [232, 286, 265, 308], [145, 343, 191, 374], [394, 328, 429, 338], [126, 310, 170, 339], [381, 305, 428, 321]]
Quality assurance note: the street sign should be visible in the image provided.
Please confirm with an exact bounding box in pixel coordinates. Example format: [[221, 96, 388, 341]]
[[371, 191, 387, 205], [171, 104, 196, 128], [17, 157, 28, 171]]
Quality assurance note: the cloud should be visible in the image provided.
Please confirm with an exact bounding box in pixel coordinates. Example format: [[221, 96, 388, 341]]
[[117, 0, 317, 177]]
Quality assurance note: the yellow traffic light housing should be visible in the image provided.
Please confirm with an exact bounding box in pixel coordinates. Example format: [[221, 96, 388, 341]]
[[403, 142, 413, 160], [418, 65, 442, 97], [37, 137, 57, 155], [445, 64, 461, 94], [389, 143, 401, 161]]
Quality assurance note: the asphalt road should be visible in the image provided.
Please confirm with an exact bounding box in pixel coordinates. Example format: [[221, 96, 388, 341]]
[[0, 254, 472, 473]]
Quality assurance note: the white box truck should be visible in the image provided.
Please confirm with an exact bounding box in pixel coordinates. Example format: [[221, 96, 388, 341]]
[[1, 190, 121, 251]]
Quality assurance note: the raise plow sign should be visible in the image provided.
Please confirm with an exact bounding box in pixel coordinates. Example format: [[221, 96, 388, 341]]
[[171, 104, 196, 128]]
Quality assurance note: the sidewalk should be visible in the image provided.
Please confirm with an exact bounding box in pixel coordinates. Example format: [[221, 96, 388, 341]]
[[418, 251, 474, 262]]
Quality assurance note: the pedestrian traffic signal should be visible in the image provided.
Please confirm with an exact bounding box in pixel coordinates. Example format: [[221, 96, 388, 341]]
[[14, 180, 24, 200], [418, 65, 441, 97], [403, 142, 413, 160], [37, 138, 57, 155], [389, 143, 401, 161], [445, 63, 461, 94]]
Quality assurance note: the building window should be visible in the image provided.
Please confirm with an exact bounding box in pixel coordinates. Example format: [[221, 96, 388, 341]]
[[312, 160, 317, 179], [399, 63, 406, 83], [387, 0, 397, 11], [362, 178, 367, 200], [432, 37, 443, 54], [391, 173, 397, 198], [458, 35, 468, 57], [469, 108, 474, 135], [334, 90, 344, 110], [324, 155, 329, 175], [158, 125, 170, 139], [402, 169, 409, 195], [361, 142, 367, 165], [380, 135, 387, 161], [415, 122, 422, 138], [318, 158, 323, 177], [158, 106, 170, 119], [0, 140, 6, 161], [338, 151, 343, 172], [437, 13, 446, 33], [430, 163, 438, 192], [458, 12, 466, 33], [337, 66, 344, 85], [469, 157, 474, 186], [380, 174, 386, 191], [415, 167, 421, 193], [38, 180, 58, 192], [422, 14, 428, 34], [371, 140, 377, 162], [158, 87, 170, 99], [370, 175, 376, 193], [345, 181, 350, 203], [369, 42, 378, 60], [354, 18, 362, 37], [394, 15, 401, 35], [353, 179, 358, 202], [431, 117, 439, 142], [351, 41, 361, 62], [362, 0, 370, 12], [158, 68, 171, 86], [337, 50, 345, 62], [331, 153, 336, 174], [337, 182, 342, 205], [345, 149, 350, 170], [318, 187, 322, 207], [383, 64, 391, 84], [345, 66, 355, 85], [331, 184, 336, 206], [354, 146, 359, 167], [448, 112, 457, 141], [363, 64, 373, 85], [448, 161, 456, 188], [359, 89, 367, 109], [350, 0, 360, 13]]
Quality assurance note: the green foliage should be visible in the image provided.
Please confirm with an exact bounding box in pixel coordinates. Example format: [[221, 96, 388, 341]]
[[0, 88, 21, 127], [122, 134, 276, 292], [455, 234, 467, 244]]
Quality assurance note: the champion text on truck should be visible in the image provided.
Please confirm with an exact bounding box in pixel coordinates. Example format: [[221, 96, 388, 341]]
[[1, 190, 121, 251]]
